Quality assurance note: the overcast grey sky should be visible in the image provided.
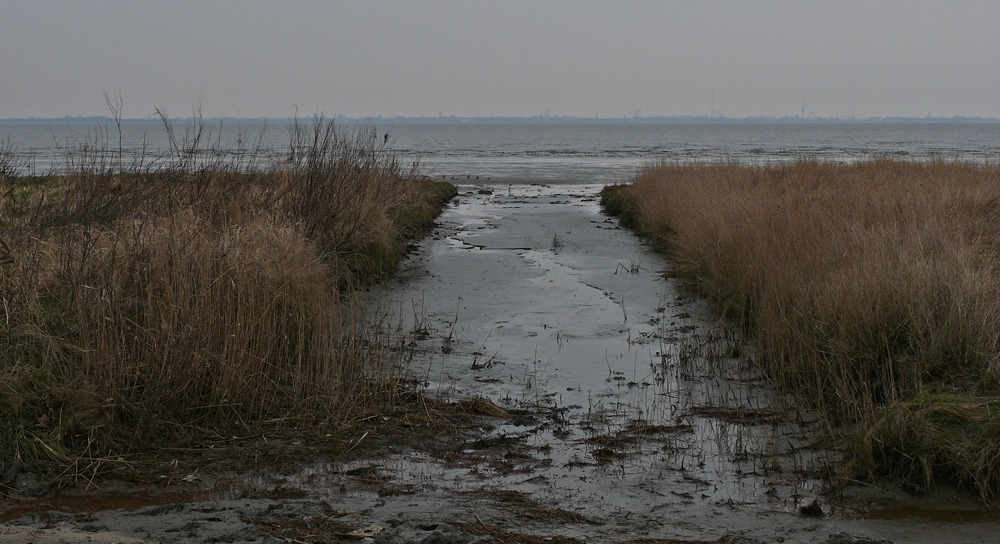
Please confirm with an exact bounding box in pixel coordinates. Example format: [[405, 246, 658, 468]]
[[1, 1, 998, 119]]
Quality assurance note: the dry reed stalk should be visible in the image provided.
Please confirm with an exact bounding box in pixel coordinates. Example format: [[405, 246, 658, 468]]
[[605, 159, 1000, 495]]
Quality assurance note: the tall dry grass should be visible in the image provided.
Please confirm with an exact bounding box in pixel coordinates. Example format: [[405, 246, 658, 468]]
[[0, 118, 455, 486], [603, 160, 1000, 495]]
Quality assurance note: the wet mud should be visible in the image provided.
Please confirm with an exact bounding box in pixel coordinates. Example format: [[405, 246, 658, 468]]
[[3, 184, 999, 543]]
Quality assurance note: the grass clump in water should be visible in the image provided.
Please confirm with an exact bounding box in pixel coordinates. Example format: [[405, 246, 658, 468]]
[[0, 117, 454, 490], [602, 159, 1000, 496]]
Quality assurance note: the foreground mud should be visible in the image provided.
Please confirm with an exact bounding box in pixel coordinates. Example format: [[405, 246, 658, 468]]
[[3, 184, 999, 543]]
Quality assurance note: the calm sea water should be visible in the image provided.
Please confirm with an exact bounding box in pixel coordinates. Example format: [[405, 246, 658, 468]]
[[1, 120, 998, 184]]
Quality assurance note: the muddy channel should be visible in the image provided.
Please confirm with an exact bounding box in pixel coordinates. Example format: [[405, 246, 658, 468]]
[[3, 184, 1000, 543]]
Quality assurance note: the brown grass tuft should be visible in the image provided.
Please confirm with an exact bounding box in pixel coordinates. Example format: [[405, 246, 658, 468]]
[[0, 117, 454, 489]]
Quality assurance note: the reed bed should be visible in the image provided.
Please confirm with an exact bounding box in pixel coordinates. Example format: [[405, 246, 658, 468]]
[[0, 118, 455, 488], [602, 159, 1000, 495]]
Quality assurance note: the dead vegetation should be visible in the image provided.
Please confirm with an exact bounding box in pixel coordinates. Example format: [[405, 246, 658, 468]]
[[487, 489, 598, 524], [250, 514, 356, 544], [0, 116, 457, 495], [585, 420, 695, 465], [622, 538, 746, 544], [602, 159, 1000, 497]]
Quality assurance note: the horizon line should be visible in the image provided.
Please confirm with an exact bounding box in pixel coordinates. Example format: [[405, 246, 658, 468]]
[[2, 114, 999, 123]]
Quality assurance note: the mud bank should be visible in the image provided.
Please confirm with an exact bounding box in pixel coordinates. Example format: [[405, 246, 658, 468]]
[[3, 184, 999, 543]]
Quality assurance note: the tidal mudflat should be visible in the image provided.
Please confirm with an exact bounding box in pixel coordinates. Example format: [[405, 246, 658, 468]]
[[354, 183, 1000, 543], [4, 183, 999, 543]]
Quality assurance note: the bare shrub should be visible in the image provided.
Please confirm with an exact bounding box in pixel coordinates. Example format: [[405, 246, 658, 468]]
[[284, 117, 419, 283], [0, 139, 30, 181]]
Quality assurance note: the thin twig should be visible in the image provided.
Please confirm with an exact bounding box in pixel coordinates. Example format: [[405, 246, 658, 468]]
[[345, 431, 369, 455]]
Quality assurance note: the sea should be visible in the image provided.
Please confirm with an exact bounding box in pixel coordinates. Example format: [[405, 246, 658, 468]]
[[1, 119, 998, 184]]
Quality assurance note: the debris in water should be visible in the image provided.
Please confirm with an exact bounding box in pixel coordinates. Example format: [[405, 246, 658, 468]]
[[800, 499, 824, 517], [343, 524, 384, 539]]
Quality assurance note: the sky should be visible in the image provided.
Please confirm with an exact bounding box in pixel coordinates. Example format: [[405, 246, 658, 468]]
[[1, 0, 998, 120]]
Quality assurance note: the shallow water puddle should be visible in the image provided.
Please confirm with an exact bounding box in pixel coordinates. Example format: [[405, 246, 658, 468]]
[[353, 185, 1000, 542], [364, 184, 839, 525]]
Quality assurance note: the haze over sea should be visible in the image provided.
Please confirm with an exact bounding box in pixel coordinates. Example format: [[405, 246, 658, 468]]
[[2, 120, 998, 184]]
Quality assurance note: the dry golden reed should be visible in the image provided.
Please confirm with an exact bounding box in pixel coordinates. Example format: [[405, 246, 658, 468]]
[[604, 159, 1000, 494]]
